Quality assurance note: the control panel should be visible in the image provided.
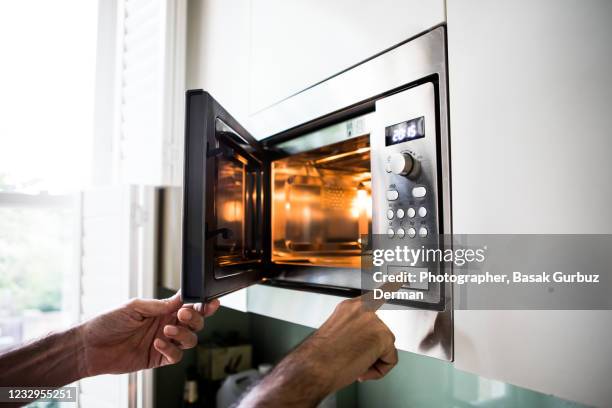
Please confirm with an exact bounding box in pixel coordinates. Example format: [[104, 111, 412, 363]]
[[375, 83, 439, 247], [371, 82, 449, 307]]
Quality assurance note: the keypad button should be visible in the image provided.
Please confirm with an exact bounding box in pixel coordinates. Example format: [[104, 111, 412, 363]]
[[418, 207, 427, 217], [396, 208, 405, 219], [387, 209, 394, 219], [387, 228, 395, 238], [412, 186, 427, 198], [407, 207, 416, 218], [386, 190, 399, 201], [407, 227, 416, 238], [419, 227, 428, 238]]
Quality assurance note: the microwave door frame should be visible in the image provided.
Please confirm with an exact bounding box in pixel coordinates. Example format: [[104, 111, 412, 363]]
[[182, 90, 272, 303]]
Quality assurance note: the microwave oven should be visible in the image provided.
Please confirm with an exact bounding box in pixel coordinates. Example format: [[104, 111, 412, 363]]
[[181, 26, 452, 359]]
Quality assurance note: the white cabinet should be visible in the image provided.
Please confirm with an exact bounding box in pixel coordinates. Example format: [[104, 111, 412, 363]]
[[447, 0, 612, 406], [186, 0, 251, 124], [249, 0, 445, 114], [187, 0, 445, 126]]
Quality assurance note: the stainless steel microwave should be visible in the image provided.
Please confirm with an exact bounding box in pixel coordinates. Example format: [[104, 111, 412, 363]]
[[181, 26, 452, 357]]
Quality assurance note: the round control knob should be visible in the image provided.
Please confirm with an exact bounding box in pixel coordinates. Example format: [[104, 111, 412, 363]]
[[389, 153, 418, 178]]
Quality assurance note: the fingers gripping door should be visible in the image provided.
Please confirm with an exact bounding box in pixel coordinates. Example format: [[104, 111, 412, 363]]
[[182, 90, 269, 302]]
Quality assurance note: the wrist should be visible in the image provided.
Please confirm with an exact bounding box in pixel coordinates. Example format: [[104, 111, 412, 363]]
[[71, 324, 89, 379], [241, 338, 333, 407], [274, 336, 336, 401], [295, 334, 338, 395]]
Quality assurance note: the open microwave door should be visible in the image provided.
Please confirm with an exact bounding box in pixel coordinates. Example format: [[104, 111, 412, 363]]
[[182, 90, 269, 302]]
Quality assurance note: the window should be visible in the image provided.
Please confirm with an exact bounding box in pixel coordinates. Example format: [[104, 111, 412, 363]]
[[0, 0, 97, 350], [0, 193, 78, 351]]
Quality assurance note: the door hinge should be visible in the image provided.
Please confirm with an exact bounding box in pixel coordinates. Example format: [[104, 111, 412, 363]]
[[207, 143, 234, 158]]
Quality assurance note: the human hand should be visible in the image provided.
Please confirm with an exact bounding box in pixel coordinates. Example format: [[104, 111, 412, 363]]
[[77, 291, 220, 377], [303, 296, 398, 389], [239, 296, 397, 407]]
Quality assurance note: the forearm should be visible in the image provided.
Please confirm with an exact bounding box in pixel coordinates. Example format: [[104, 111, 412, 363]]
[[238, 338, 332, 407], [0, 326, 86, 387]]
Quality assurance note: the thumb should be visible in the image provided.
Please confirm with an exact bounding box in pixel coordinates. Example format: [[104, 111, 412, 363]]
[[129, 291, 183, 317], [164, 290, 184, 311]]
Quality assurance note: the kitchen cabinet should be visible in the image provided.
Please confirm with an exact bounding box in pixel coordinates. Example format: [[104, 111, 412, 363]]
[[186, 0, 445, 118], [186, 0, 251, 125], [249, 0, 445, 114], [446, 0, 612, 406]]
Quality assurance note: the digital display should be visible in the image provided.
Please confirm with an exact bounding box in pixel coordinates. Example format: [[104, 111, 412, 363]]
[[385, 116, 425, 146]]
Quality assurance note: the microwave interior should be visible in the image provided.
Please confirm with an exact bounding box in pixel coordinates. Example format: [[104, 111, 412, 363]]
[[219, 110, 374, 292], [269, 133, 371, 291]]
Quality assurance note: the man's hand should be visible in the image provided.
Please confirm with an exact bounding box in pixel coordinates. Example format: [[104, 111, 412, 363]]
[[78, 292, 220, 377], [306, 296, 398, 387], [239, 296, 397, 407]]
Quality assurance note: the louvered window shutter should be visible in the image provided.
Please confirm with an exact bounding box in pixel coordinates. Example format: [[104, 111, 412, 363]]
[[115, 0, 186, 186]]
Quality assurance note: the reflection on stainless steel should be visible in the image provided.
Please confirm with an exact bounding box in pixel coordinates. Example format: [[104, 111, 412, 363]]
[[272, 135, 371, 268], [272, 113, 374, 155]]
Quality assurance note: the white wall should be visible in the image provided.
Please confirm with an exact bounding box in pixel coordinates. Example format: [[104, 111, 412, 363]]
[[447, 1, 612, 406]]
